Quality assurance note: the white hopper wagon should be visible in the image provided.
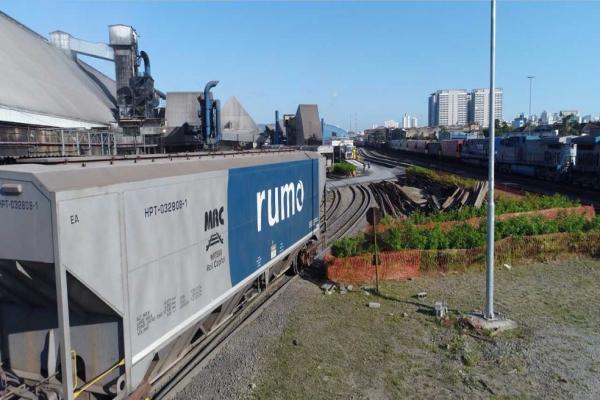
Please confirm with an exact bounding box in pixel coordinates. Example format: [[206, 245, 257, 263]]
[[0, 151, 325, 399]]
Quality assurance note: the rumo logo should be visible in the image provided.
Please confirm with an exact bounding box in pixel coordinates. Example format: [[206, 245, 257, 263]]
[[256, 180, 304, 232]]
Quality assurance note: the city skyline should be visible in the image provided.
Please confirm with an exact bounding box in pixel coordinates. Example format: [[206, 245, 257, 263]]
[[2, 1, 599, 130]]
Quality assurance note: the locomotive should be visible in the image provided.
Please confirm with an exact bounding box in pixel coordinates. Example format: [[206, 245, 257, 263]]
[[387, 134, 599, 189]]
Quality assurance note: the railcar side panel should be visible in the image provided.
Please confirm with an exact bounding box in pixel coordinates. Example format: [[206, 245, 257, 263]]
[[228, 159, 319, 285]]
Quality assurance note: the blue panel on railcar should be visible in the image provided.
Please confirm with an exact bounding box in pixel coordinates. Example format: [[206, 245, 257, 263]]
[[227, 159, 319, 285]]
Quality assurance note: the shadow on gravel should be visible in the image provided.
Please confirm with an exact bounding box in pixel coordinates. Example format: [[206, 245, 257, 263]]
[[299, 259, 328, 286]]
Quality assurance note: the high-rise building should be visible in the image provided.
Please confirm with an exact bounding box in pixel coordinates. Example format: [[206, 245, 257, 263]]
[[402, 113, 418, 128], [539, 110, 554, 125], [428, 89, 468, 127], [384, 119, 399, 129], [468, 88, 503, 128], [512, 113, 527, 129]]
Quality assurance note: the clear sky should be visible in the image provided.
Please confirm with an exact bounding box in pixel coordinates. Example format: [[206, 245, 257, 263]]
[[2, 1, 599, 129]]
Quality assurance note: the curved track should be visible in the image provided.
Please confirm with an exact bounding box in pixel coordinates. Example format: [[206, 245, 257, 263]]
[[324, 184, 372, 247]]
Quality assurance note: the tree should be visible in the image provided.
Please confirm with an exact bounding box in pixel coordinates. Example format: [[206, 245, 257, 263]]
[[495, 119, 511, 134], [483, 119, 511, 137], [561, 115, 581, 136]]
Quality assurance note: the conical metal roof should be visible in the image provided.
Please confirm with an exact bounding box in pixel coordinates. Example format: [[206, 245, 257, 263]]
[[221, 96, 259, 142], [0, 12, 117, 127]]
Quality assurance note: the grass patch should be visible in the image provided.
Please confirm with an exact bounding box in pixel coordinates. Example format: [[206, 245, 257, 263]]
[[408, 193, 580, 225], [407, 165, 478, 190], [332, 161, 356, 176]]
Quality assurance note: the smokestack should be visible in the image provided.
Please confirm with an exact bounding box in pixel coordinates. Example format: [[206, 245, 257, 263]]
[[109, 25, 138, 117], [274, 110, 280, 145]]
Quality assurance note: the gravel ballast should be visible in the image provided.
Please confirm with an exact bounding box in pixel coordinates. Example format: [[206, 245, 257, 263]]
[[174, 277, 319, 400]]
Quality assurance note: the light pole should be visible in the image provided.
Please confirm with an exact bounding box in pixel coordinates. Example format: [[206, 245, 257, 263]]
[[528, 76, 535, 133], [485, 0, 497, 320]]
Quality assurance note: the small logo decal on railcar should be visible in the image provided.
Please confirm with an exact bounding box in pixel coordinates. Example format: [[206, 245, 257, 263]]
[[206, 233, 224, 251], [205, 206, 225, 231], [256, 180, 304, 232]]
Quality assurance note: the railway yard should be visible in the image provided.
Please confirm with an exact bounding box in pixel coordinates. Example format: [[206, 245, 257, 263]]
[[1, 144, 600, 399], [159, 149, 600, 399], [164, 151, 600, 400], [1, 4, 600, 400]]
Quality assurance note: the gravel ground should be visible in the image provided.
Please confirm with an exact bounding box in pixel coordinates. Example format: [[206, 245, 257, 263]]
[[174, 276, 320, 400], [250, 257, 600, 400]]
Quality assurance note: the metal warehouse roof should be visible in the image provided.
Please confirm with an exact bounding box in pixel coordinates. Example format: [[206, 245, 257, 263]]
[[0, 12, 117, 128]]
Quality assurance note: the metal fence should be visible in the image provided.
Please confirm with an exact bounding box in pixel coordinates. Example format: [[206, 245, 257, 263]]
[[0, 127, 161, 158]]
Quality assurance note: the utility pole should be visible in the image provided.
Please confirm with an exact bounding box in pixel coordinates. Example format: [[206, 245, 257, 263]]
[[528, 76, 535, 134], [485, 0, 497, 320]]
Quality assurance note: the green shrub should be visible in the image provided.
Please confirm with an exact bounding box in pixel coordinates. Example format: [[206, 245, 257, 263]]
[[585, 216, 600, 232], [425, 225, 450, 250], [332, 161, 356, 176], [406, 194, 580, 225], [446, 224, 486, 249], [331, 236, 363, 257]]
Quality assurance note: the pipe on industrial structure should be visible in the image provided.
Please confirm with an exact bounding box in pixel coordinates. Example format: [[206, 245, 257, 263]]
[[215, 99, 221, 144], [139, 50, 151, 77], [203, 81, 219, 143], [274, 110, 280, 145]]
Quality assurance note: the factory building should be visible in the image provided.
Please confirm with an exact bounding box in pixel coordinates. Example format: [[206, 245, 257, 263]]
[[220, 96, 261, 147], [285, 104, 322, 145], [322, 123, 348, 144], [0, 11, 274, 159]]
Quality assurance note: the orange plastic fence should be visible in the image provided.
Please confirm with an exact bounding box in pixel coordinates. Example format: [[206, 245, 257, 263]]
[[326, 231, 600, 284]]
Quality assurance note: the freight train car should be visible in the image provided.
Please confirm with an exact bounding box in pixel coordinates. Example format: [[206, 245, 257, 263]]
[[427, 142, 441, 158], [388, 139, 407, 151], [406, 139, 429, 154], [440, 139, 464, 159], [0, 151, 325, 400], [572, 135, 600, 188]]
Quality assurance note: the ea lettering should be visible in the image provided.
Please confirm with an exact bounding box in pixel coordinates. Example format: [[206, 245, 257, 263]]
[[256, 180, 304, 232]]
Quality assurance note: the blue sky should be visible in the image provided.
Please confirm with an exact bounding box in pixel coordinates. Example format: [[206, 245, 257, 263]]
[[2, 1, 599, 129]]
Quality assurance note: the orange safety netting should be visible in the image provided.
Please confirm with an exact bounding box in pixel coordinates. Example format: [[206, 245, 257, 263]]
[[326, 231, 600, 284]]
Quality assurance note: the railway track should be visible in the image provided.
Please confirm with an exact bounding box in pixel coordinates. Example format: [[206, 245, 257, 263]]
[[324, 184, 372, 247], [360, 147, 600, 210]]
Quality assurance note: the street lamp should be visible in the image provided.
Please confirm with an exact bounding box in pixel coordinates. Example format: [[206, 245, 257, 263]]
[[528, 76, 535, 133]]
